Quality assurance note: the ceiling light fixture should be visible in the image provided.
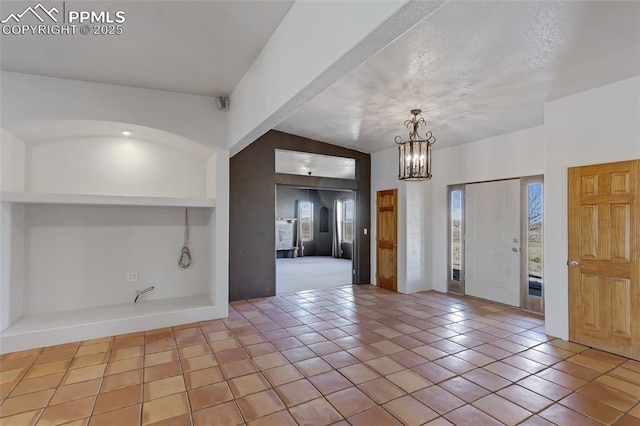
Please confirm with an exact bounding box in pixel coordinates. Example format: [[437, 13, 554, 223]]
[[395, 109, 435, 181], [121, 130, 134, 136]]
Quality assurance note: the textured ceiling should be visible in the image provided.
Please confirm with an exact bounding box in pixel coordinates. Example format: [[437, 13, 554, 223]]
[[275, 150, 356, 180], [0, 1, 293, 96], [276, 1, 640, 153]]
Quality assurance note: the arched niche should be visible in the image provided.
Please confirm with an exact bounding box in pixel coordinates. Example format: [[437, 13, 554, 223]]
[[1, 120, 216, 198]]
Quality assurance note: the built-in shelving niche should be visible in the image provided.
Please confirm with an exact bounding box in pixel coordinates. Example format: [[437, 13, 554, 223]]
[[0, 123, 228, 353]]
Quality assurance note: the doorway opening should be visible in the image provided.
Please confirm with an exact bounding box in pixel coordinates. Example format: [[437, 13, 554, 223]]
[[447, 176, 544, 314], [276, 186, 355, 294]]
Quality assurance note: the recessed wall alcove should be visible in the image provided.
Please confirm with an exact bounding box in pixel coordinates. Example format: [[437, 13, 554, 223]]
[[0, 120, 227, 353]]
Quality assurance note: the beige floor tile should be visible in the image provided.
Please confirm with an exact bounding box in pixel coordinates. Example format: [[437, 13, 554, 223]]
[[88, 404, 140, 426], [338, 363, 380, 385], [181, 354, 217, 373], [252, 352, 289, 370], [274, 379, 321, 407], [105, 357, 143, 376], [192, 401, 243, 426], [0, 388, 54, 417], [69, 353, 109, 370], [9, 373, 64, 397], [143, 375, 186, 401], [289, 397, 343, 425], [100, 369, 143, 393], [50, 379, 100, 405], [25, 360, 71, 379], [386, 370, 431, 393], [444, 404, 503, 425], [37, 396, 95, 426], [358, 377, 405, 404], [473, 394, 532, 425], [246, 410, 297, 426], [326, 387, 376, 418], [219, 359, 258, 379], [294, 357, 333, 377], [62, 364, 106, 385], [307, 370, 353, 395], [539, 404, 603, 426], [236, 389, 286, 422], [141, 392, 189, 425], [228, 373, 270, 398], [145, 350, 179, 368], [262, 364, 303, 387], [383, 395, 438, 426], [93, 384, 142, 414], [2, 286, 640, 426], [188, 381, 234, 411], [347, 406, 402, 426], [366, 356, 405, 375], [413, 385, 466, 415], [0, 408, 43, 426], [184, 367, 224, 390]]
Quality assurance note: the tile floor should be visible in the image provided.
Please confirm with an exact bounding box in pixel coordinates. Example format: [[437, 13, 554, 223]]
[[1, 285, 639, 425]]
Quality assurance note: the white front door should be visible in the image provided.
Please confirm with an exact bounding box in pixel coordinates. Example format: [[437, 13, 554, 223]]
[[465, 180, 521, 307]]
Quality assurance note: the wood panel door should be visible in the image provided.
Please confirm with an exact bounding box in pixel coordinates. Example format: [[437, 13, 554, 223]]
[[376, 189, 397, 291], [569, 160, 639, 360]]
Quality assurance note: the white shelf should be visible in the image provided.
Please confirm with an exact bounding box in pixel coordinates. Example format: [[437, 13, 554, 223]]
[[0, 191, 215, 208], [0, 295, 224, 353]]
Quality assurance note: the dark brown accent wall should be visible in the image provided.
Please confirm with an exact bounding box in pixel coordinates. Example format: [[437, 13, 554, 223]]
[[229, 130, 371, 301]]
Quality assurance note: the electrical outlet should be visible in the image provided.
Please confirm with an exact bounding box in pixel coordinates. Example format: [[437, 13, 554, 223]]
[[127, 272, 138, 282]]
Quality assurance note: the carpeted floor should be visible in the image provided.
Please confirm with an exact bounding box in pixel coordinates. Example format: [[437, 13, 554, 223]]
[[276, 257, 352, 294]]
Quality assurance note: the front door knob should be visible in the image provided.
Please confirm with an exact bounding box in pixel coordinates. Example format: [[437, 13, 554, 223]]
[[569, 261, 585, 268]]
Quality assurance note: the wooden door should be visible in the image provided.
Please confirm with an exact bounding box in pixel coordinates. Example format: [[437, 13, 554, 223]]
[[376, 189, 397, 291], [465, 180, 521, 306], [569, 160, 639, 360]]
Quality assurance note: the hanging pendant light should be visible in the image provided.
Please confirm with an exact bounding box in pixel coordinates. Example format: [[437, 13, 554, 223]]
[[395, 109, 436, 181]]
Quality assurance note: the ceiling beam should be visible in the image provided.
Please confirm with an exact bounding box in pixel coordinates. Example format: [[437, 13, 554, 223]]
[[227, 0, 448, 156]]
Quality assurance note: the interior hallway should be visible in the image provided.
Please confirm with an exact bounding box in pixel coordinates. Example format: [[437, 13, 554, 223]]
[[276, 257, 352, 294], [1, 285, 639, 425]]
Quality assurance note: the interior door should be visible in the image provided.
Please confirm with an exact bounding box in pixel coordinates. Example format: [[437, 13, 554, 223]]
[[569, 160, 639, 360], [376, 189, 397, 291], [465, 180, 521, 306]]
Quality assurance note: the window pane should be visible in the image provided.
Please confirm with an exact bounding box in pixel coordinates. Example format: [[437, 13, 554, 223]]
[[344, 222, 353, 242], [527, 183, 543, 296], [450, 190, 462, 282], [299, 201, 313, 241], [343, 200, 354, 242], [345, 200, 354, 220]]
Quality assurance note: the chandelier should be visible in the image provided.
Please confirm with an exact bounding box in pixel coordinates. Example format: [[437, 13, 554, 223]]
[[395, 109, 436, 181]]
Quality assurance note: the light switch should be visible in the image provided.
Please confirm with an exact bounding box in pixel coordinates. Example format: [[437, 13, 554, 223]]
[[364, 228, 368, 235]]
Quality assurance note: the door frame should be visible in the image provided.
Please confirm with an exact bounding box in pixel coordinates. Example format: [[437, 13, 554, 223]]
[[274, 185, 357, 290], [376, 189, 398, 291], [520, 176, 544, 313], [447, 175, 545, 313], [568, 159, 639, 359], [447, 184, 465, 294]]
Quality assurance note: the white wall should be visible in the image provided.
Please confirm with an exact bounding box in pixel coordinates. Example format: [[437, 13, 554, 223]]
[[0, 72, 226, 149], [0, 71, 230, 336], [0, 130, 26, 192], [431, 126, 545, 293], [27, 137, 209, 197], [23, 205, 211, 315], [0, 204, 24, 330], [544, 76, 640, 339], [370, 77, 639, 343], [370, 147, 432, 294]]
